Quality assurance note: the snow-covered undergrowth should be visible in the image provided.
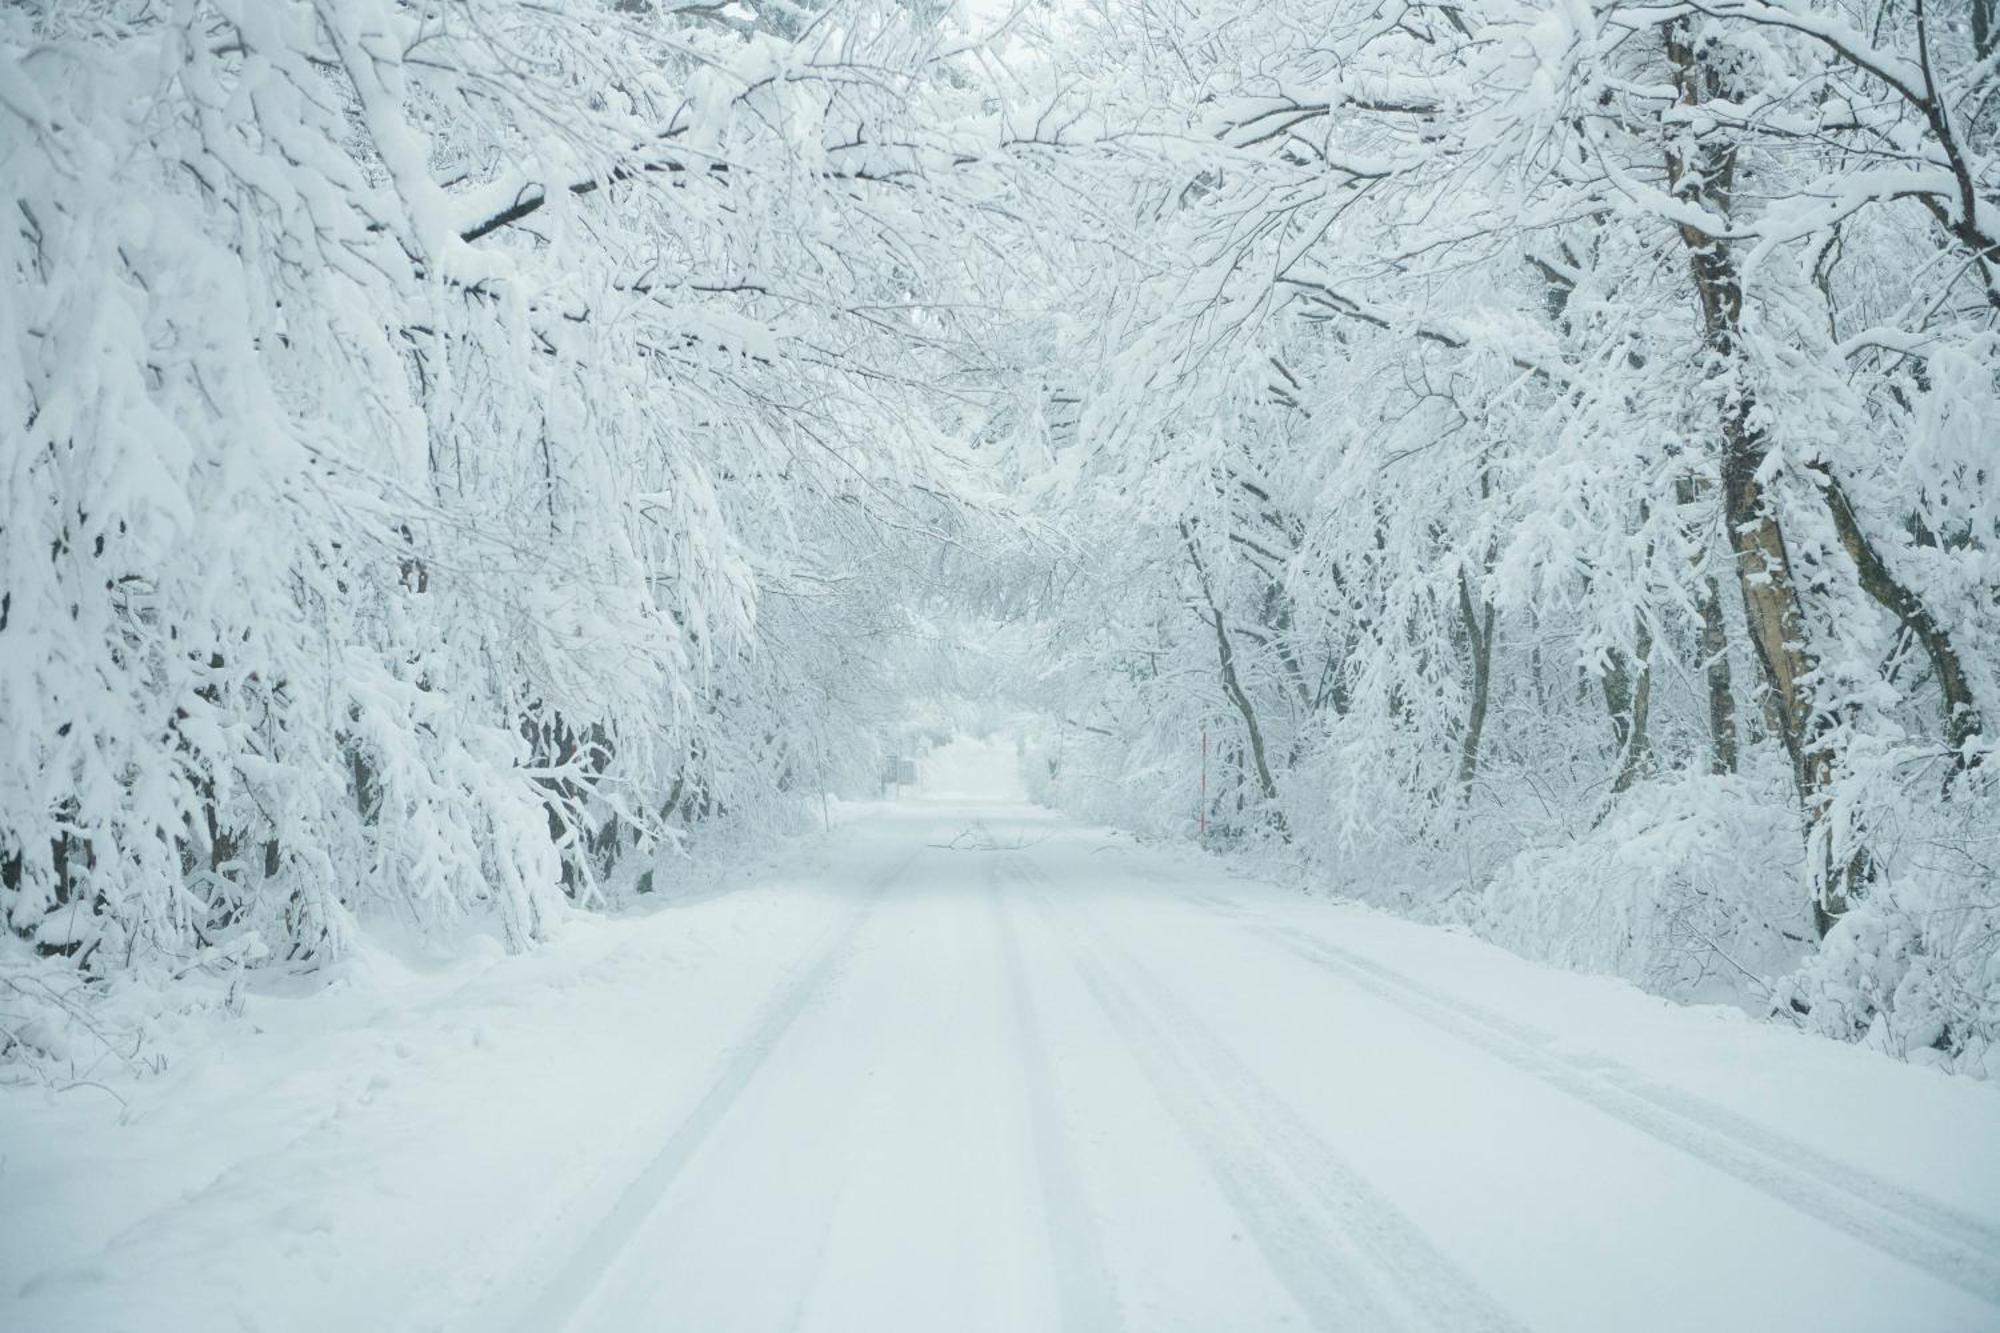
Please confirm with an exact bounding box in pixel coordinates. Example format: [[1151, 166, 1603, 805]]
[[0, 805, 812, 1095], [1452, 766, 2000, 1079], [1029, 716, 2000, 1079], [1455, 772, 1810, 999], [1782, 792, 2000, 1081]]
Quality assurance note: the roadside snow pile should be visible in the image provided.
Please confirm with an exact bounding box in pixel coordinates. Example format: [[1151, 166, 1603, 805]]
[[0, 812, 801, 1086], [0, 827, 867, 1328]]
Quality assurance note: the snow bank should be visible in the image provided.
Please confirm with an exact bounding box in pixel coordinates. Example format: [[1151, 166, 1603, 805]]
[[0, 823, 872, 1330]]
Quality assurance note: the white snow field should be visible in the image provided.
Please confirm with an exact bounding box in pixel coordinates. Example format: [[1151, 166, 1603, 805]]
[[7, 800, 2000, 1333]]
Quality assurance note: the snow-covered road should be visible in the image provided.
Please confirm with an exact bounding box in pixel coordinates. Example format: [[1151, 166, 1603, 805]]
[[9, 803, 2000, 1332]]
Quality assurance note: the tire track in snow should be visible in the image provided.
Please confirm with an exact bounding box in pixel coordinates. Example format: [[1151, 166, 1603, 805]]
[[988, 862, 1123, 1333], [1188, 896, 2000, 1310], [1013, 862, 1525, 1333], [501, 847, 920, 1333]]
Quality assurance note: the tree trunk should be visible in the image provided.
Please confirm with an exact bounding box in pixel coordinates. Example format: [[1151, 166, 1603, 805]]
[[1603, 618, 1654, 794], [1695, 572, 1740, 775], [1666, 20, 1858, 933], [1182, 521, 1285, 830], [1456, 566, 1495, 792], [1817, 468, 1980, 773], [1675, 477, 1741, 775]]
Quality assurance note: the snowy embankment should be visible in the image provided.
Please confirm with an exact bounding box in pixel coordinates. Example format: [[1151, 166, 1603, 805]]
[[1, 831, 863, 1331], [6, 799, 1999, 1332]]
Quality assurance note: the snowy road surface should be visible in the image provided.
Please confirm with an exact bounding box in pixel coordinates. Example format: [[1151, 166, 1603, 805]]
[[8, 802, 2000, 1332]]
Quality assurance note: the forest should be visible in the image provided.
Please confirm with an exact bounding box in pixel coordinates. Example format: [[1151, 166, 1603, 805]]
[[4, 0, 1998, 1080]]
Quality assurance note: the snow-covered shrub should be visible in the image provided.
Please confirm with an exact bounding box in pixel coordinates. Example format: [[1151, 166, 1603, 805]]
[[1464, 772, 1808, 1000], [1780, 771, 2000, 1079]]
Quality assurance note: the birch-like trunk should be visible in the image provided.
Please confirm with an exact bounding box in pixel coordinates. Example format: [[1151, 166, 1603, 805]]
[[1665, 21, 1856, 933]]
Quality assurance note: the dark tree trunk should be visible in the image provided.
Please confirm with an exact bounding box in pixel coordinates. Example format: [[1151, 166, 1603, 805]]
[[1181, 521, 1286, 832], [1456, 567, 1496, 793], [1602, 618, 1654, 794], [1817, 469, 1980, 774], [1696, 572, 1740, 775]]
